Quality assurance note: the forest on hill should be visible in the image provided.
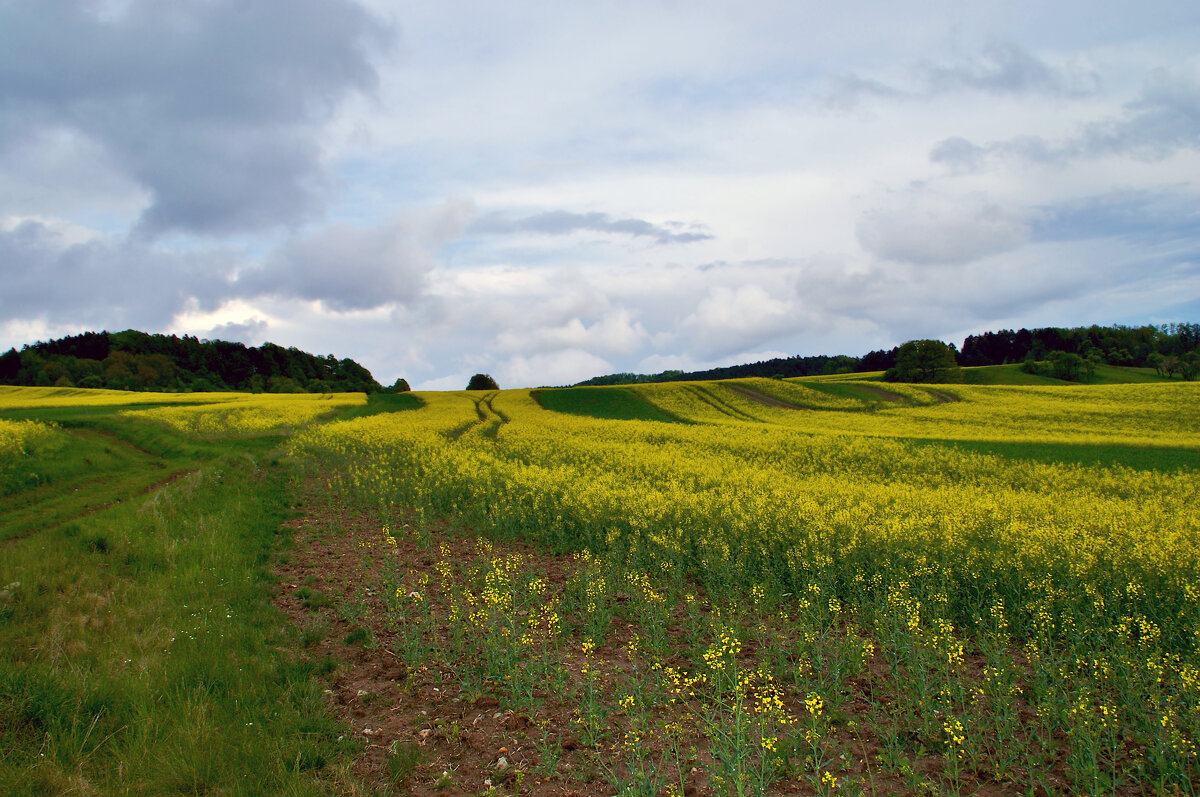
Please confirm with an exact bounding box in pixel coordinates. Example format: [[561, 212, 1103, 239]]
[[0, 330, 384, 393], [577, 323, 1200, 386]]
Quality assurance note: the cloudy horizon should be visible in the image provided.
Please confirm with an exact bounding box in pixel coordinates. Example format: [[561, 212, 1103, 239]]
[[3, 1, 1198, 389]]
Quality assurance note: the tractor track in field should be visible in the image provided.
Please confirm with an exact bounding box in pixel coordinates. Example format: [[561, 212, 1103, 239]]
[[1, 464, 200, 547], [444, 392, 507, 442], [687, 385, 760, 422]]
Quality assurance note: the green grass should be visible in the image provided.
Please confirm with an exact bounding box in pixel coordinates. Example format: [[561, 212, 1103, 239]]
[[910, 436, 1200, 472], [1087, 363, 1173, 383], [959, 363, 1170, 385], [957, 364, 1067, 385], [800, 380, 900, 407], [534, 386, 687, 423], [333, 391, 423, 422], [0, 409, 236, 542], [0, 413, 363, 795], [803, 363, 1172, 386]]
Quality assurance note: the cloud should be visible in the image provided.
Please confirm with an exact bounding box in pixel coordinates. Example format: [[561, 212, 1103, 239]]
[[202, 319, 269, 347], [856, 192, 1032, 265], [494, 309, 647, 357], [932, 64, 1200, 170], [0, 0, 390, 236], [822, 74, 904, 110], [928, 137, 987, 173], [679, 284, 805, 359], [1079, 66, 1200, 159], [1031, 188, 1200, 246], [499, 349, 614, 388], [236, 202, 470, 312], [917, 41, 1099, 97], [0, 218, 237, 331], [827, 41, 1098, 109], [470, 210, 713, 245]]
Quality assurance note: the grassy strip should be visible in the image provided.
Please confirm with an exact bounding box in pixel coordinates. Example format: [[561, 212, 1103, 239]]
[[0, 426, 362, 795], [909, 436, 1200, 472], [334, 391, 423, 422], [801, 380, 894, 407], [534, 386, 687, 423], [0, 462, 193, 543], [0, 426, 156, 498]]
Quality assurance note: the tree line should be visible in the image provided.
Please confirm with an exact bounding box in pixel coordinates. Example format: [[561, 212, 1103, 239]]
[[0, 330, 391, 394], [576, 323, 1200, 386]]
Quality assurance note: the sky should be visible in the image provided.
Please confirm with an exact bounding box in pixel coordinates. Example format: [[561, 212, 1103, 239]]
[[2, 1, 1199, 389]]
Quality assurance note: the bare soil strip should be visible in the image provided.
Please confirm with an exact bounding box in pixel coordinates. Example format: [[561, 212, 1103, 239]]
[[853, 385, 904, 403], [922, 389, 958, 404], [723, 384, 805, 410], [275, 497, 624, 796]]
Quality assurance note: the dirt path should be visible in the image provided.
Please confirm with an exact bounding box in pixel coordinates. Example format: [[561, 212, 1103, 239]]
[[923, 388, 958, 403], [274, 490, 617, 796]]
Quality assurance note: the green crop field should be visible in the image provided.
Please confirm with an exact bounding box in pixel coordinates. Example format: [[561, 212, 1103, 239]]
[[2, 381, 1198, 795]]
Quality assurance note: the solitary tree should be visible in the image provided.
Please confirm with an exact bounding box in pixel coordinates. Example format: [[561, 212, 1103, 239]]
[[1048, 350, 1084, 381], [884, 340, 961, 383], [466, 373, 499, 390], [389, 377, 411, 393]]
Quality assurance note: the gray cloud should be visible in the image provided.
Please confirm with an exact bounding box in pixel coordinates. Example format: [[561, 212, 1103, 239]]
[[1079, 67, 1200, 159], [203, 319, 269, 347], [236, 202, 470, 312], [932, 65, 1200, 170], [827, 41, 1098, 109], [918, 41, 1099, 97], [822, 74, 903, 110], [0, 219, 236, 330], [0, 0, 390, 236], [470, 210, 713, 245], [928, 137, 987, 172], [856, 192, 1032, 265], [1031, 188, 1200, 246]]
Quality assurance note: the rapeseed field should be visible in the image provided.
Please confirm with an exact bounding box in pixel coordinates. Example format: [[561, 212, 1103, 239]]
[[3, 380, 1197, 794], [288, 380, 1200, 794]]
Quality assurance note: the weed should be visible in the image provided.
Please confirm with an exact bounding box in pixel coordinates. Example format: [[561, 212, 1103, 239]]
[[387, 739, 424, 786], [343, 625, 371, 646]]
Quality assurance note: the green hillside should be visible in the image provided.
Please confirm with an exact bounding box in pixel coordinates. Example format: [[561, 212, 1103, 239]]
[[957, 363, 1169, 385], [533, 385, 686, 422], [805, 363, 1170, 386]]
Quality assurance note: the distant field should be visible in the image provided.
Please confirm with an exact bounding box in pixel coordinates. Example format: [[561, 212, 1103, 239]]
[[3, 380, 1198, 795]]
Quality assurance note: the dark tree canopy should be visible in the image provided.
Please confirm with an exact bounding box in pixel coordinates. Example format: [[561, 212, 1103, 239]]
[[466, 373, 499, 391], [1, 330, 382, 393], [885, 340, 962, 383]]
